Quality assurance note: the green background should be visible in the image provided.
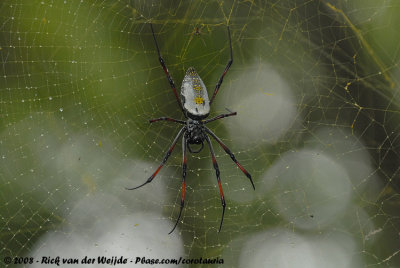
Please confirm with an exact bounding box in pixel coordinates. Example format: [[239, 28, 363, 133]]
[[1, 0, 400, 267]]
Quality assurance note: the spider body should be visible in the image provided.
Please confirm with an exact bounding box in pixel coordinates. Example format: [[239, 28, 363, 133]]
[[127, 24, 255, 234]]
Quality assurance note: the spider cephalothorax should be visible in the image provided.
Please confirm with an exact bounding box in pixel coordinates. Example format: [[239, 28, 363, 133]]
[[127, 24, 255, 234], [186, 119, 206, 153]]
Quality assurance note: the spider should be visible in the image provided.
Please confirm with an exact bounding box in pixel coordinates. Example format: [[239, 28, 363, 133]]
[[127, 24, 255, 234]]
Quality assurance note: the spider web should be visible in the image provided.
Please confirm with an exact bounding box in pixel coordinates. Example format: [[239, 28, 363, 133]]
[[1, 0, 400, 267]]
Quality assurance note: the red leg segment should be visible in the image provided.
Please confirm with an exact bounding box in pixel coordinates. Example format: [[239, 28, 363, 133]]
[[209, 26, 233, 105], [205, 127, 255, 190], [126, 127, 186, 190], [150, 24, 184, 112], [149, 117, 185, 124], [205, 135, 226, 232], [203, 111, 237, 124], [169, 134, 187, 234]]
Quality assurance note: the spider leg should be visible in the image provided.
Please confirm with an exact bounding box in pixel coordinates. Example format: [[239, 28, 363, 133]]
[[126, 127, 186, 190], [204, 127, 255, 190], [209, 26, 233, 105], [149, 117, 185, 124], [169, 134, 187, 234], [205, 134, 226, 232], [150, 24, 184, 112], [203, 111, 237, 124]]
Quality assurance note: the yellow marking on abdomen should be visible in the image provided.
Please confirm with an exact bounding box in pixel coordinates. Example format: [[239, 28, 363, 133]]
[[194, 96, 204, 104], [192, 79, 204, 104]]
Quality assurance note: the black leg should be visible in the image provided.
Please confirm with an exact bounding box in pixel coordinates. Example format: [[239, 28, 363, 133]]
[[169, 134, 187, 234], [209, 26, 233, 105], [203, 111, 237, 124], [149, 117, 185, 124], [204, 127, 255, 190], [205, 134, 226, 232], [150, 24, 184, 112], [126, 127, 186, 190]]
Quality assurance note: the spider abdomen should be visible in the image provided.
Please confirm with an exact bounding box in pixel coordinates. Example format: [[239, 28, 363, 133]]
[[181, 67, 210, 120]]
